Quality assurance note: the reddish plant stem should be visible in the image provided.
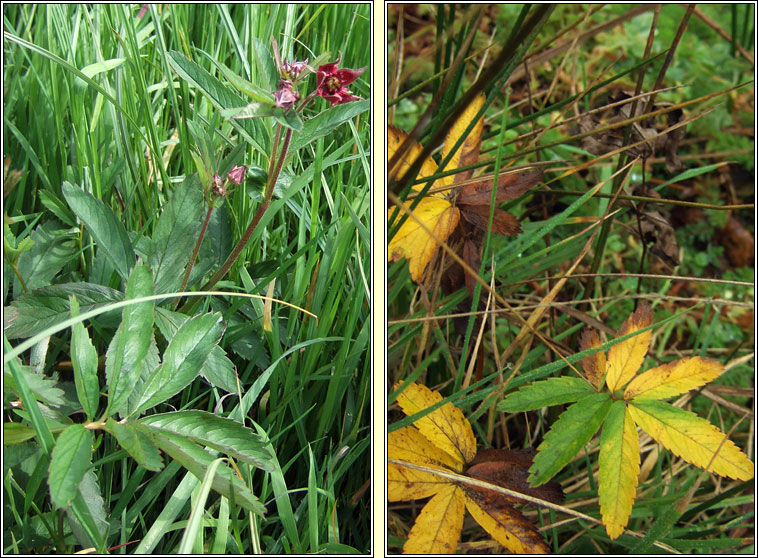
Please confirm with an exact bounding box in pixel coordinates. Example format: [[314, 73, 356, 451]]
[[200, 126, 293, 292], [267, 124, 282, 179], [180, 204, 214, 295]]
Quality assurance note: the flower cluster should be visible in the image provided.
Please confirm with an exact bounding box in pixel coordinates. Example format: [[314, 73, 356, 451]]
[[272, 49, 366, 110]]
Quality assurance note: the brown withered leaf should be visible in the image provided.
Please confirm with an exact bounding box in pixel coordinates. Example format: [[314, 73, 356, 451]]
[[460, 205, 523, 236], [444, 168, 543, 295], [462, 448, 564, 554], [620, 184, 680, 270], [456, 169, 543, 237], [462, 237, 481, 297], [578, 91, 685, 173], [457, 169, 544, 205], [638, 208, 680, 269], [716, 217, 754, 268], [465, 448, 564, 506]]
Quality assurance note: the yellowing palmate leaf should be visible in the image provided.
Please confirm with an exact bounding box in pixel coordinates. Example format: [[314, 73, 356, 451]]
[[598, 401, 640, 539], [628, 400, 754, 481], [388, 197, 460, 282], [464, 490, 550, 554], [507, 301, 753, 543], [388, 426, 461, 501], [606, 303, 653, 392], [389, 382, 558, 554], [624, 357, 723, 400], [578, 328, 607, 389], [443, 93, 485, 178], [395, 382, 476, 469], [403, 484, 466, 554], [387, 94, 486, 282], [388, 125, 451, 187]]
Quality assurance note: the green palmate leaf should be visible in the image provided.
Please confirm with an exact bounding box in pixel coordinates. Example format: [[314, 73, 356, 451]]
[[3, 443, 41, 472], [5, 282, 124, 339], [529, 392, 613, 486], [106, 264, 156, 416], [222, 103, 274, 120], [104, 418, 163, 472], [61, 181, 135, 281], [3, 339, 55, 455], [3, 364, 66, 407], [598, 400, 640, 540], [204, 204, 234, 269], [252, 37, 279, 92], [15, 221, 77, 293], [48, 424, 93, 508], [38, 190, 77, 228], [121, 334, 161, 417], [65, 469, 109, 549], [138, 426, 265, 516], [131, 312, 225, 416], [154, 307, 239, 393], [271, 106, 304, 132], [149, 174, 204, 294], [2, 221, 32, 265], [290, 100, 369, 151], [166, 50, 266, 153], [138, 410, 274, 471], [69, 297, 100, 419], [225, 103, 304, 132], [628, 399, 754, 481], [499, 376, 596, 412]]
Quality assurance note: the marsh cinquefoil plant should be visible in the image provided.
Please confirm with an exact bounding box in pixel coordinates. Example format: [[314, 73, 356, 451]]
[[4, 5, 369, 553]]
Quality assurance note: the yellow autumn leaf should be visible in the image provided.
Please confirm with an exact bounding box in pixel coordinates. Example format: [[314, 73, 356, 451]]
[[388, 198, 460, 282], [395, 382, 477, 469], [578, 328, 607, 389], [388, 426, 461, 501], [403, 484, 466, 554], [463, 491, 550, 554], [442, 92, 485, 174], [628, 400, 754, 481], [388, 125, 449, 187], [624, 357, 723, 401], [598, 401, 640, 540], [388, 95, 488, 283], [606, 302, 653, 392], [390, 382, 556, 554]]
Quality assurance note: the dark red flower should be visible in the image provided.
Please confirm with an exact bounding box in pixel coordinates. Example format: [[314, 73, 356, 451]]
[[316, 57, 365, 106]]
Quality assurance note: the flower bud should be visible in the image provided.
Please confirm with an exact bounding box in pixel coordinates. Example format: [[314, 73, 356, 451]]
[[227, 165, 247, 186]]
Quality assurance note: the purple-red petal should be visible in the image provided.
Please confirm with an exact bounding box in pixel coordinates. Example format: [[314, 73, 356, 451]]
[[334, 67, 365, 86]]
